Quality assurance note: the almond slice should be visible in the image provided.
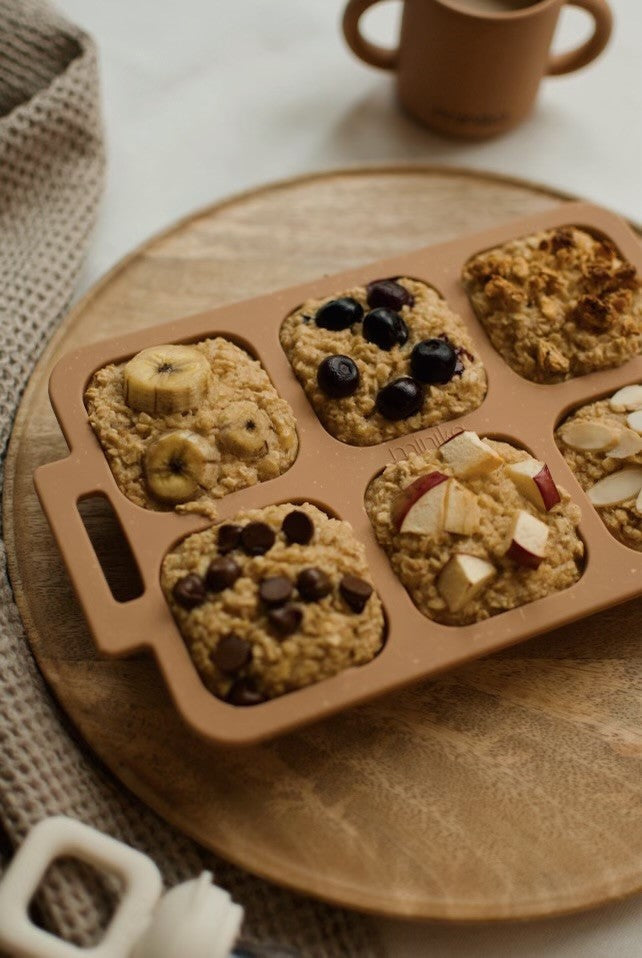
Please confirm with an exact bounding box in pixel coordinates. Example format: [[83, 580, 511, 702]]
[[626, 410, 642, 434], [588, 468, 642, 507], [606, 428, 642, 460], [610, 385, 642, 412], [636, 488, 642, 516], [559, 420, 620, 452]]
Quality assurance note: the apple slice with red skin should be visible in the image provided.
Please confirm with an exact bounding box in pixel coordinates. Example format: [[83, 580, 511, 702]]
[[391, 471, 450, 534], [437, 553, 496, 613], [506, 458, 561, 512], [503, 510, 549, 569]]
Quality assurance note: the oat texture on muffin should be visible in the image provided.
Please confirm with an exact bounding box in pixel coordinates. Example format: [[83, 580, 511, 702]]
[[555, 384, 642, 551], [280, 277, 487, 445], [462, 226, 641, 384], [85, 338, 298, 516], [161, 502, 385, 703], [365, 431, 583, 625]]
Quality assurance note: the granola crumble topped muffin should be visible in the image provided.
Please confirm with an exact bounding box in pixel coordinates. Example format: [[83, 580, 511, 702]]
[[555, 384, 642, 551], [365, 431, 583, 625], [280, 277, 487, 446], [462, 227, 642, 384], [85, 337, 298, 517], [161, 502, 384, 703]]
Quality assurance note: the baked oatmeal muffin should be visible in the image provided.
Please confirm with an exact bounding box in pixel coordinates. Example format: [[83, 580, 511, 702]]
[[462, 226, 641, 384], [280, 277, 487, 445], [85, 338, 298, 516], [555, 383, 642, 551], [161, 502, 385, 703], [365, 431, 583, 625]]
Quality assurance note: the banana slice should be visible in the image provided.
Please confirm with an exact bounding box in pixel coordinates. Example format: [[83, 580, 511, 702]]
[[124, 344, 211, 415], [217, 400, 271, 459], [144, 430, 216, 503]]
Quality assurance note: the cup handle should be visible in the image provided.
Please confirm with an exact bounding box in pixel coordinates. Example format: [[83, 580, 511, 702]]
[[547, 0, 612, 76], [342, 0, 400, 71]]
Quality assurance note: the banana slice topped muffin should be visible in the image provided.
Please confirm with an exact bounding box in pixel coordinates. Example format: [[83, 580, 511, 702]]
[[161, 502, 385, 703], [365, 431, 583, 625], [463, 226, 642, 384], [280, 277, 487, 445], [555, 383, 642, 551], [85, 338, 298, 515]]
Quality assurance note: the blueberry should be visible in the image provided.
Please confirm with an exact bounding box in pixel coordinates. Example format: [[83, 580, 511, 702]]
[[315, 297, 363, 331], [366, 278, 414, 311], [375, 377, 424, 420], [410, 338, 458, 384], [317, 355, 360, 399], [363, 308, 408, 351]]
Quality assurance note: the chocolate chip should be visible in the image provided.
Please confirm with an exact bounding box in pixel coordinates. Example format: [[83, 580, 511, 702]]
[[172, 574, 206, 609], [226, 679, 265, 706], [205, 556, 241, 592], [218, 523, 243, 554], [259, 575, 293, 606], [212, 633, 252, 673], [296, 567, 332, 601], [241, 521, 276, 555], [366, 278, 414, 311], [339, 574, 373, 613], [268, 603, 303, 637], [282, 510, 314, 545]]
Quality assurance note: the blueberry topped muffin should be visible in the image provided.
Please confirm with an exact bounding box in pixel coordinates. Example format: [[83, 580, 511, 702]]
[[280, 277, 487, 445], [161, 502, 385, 703], [85, 338, 298, 516], [463, 226, 641, 384]]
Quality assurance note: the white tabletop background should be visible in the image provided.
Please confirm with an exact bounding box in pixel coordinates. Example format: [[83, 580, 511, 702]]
[[52, 0, 642, 954]]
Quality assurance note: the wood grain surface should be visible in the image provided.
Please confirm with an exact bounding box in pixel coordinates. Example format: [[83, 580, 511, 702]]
[[4, 167, 642, 921]]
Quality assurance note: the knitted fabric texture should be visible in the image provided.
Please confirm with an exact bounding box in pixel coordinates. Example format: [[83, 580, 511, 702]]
[[0, 2, 379, 954]]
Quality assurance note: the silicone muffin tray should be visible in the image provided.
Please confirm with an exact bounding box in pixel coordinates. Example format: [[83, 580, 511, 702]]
[[34, 202, 642, 746]]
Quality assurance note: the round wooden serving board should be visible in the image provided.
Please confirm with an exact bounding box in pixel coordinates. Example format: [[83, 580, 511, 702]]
[[5, 167, 642, 921]]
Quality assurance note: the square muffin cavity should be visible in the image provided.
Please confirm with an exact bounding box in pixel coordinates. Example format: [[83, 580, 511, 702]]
[[280, 277, 487, 446], [365, 431, 583, 625], [462, 226, 642, 384], [555, 383, 642, 551], [85, 337, 298, 516], [160, 502, 385, 703]]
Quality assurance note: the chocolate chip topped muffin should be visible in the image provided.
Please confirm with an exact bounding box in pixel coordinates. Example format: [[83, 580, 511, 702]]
[[85, 338, 298, 516], [462, 226, 642, 384], [365, 431, 583, 626], [161, 502, 385, 702], [555, 384, 642, 551], [280, 277, 487, 446]]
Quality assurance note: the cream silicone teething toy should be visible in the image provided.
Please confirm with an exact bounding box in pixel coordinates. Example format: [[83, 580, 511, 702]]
[[0, 817, 244, 958]]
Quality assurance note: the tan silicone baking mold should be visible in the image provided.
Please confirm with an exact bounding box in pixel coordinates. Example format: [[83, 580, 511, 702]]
[[34, 202, 642, 746]]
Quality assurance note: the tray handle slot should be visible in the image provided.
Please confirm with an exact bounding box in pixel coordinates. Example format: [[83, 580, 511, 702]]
[[33, 458, 188, 658]]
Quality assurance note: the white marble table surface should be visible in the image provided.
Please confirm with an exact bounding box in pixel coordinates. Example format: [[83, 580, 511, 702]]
[[53, 0, 642, 954]]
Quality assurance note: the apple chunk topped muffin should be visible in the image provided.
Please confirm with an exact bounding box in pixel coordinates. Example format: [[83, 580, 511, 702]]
[[555, 384, 642, 551], [280, 277, 487, 445], [463, 227, 642, 384], [365, 431, 583, 625], [85, 338, 298, 516]]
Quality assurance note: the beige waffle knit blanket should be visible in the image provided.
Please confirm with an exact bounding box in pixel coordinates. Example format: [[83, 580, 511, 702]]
[[0, 2, 379, 953]]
